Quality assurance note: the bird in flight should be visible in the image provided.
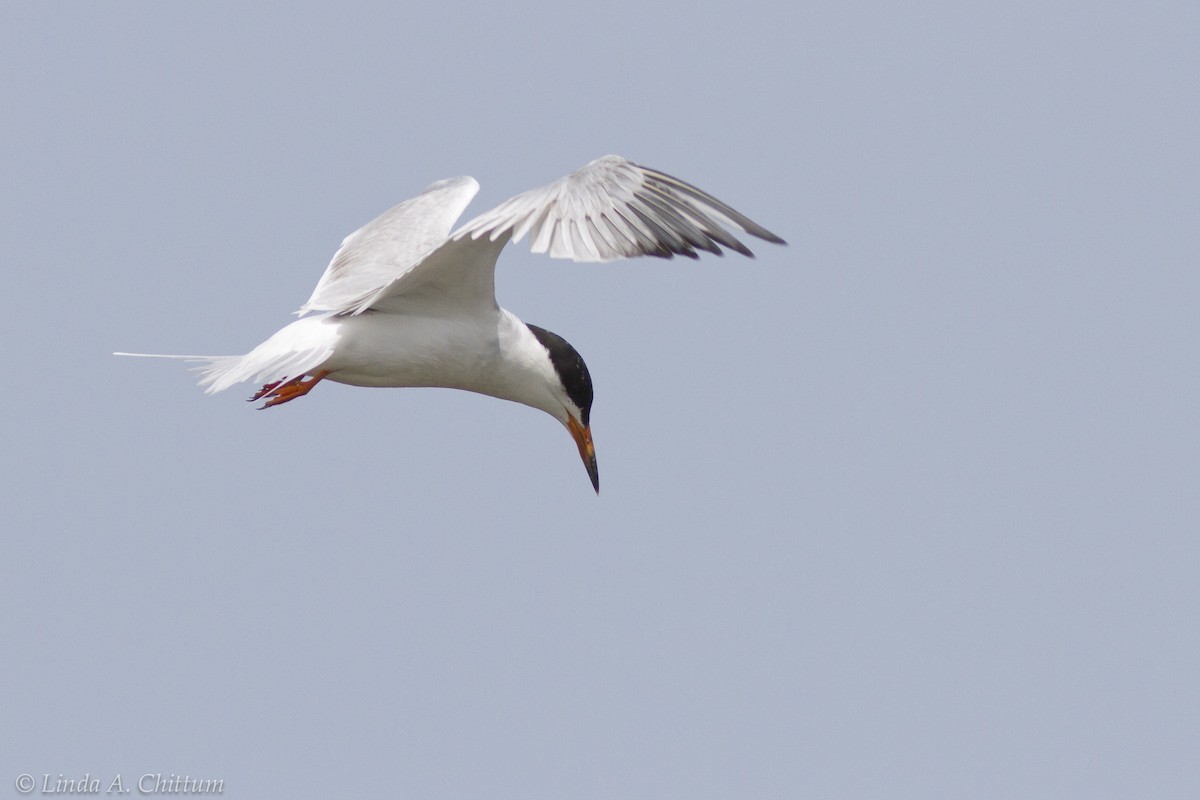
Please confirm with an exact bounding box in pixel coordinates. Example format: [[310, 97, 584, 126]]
[[117, 155, 784, 492]]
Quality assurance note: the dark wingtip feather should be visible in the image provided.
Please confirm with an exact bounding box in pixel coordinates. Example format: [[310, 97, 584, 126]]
[[757, 229, 788, 245], [726, 239, 755, 258]]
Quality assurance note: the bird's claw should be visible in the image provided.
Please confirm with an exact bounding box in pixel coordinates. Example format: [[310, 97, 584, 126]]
[[250, 371, 331, 409]]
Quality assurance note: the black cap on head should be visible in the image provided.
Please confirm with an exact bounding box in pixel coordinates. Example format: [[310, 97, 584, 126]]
[[525, 323, 593, 425]]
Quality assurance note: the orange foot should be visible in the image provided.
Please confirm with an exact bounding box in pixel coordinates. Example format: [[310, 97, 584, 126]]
[[251, 370, 331, 409], [250, 380, 283, 402]]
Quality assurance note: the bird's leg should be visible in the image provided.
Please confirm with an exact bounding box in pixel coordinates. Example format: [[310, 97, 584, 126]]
[[254, 370, 331, 409]]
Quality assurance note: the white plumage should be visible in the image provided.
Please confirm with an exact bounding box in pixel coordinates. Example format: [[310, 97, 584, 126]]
[[116, 155, 785, 491]]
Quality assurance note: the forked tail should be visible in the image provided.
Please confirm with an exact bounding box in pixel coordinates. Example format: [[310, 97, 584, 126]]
[[115, 317, 337, 401]]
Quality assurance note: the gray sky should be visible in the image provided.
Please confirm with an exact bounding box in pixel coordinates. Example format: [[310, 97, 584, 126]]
[[3, 2, 1198, 798]]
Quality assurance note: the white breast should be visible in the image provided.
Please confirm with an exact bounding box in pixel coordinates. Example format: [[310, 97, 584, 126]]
[[323, 308, 567, 423]]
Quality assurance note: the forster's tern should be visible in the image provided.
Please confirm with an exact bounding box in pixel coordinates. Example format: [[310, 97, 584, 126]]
[[117, 155, 785, 492]]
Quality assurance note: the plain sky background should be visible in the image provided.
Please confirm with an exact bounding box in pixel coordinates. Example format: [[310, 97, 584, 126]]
[[2, 2, 1198, 798]]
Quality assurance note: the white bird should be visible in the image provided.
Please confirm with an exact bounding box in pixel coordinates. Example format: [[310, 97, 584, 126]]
[[117, 155, 785, 492]]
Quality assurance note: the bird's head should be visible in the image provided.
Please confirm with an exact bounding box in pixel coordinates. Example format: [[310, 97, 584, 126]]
[[525, 324, 598, 494]]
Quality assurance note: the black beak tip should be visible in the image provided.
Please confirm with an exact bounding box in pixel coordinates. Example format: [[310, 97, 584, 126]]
[[587, 460, 600, 494]]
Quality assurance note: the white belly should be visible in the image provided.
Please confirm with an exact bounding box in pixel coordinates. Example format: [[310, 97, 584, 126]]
[[260, 307, 567, 424], [323, 310, 505, 391]]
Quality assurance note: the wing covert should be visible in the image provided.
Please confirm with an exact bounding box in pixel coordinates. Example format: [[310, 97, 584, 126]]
[[299, 176, 479, 315]]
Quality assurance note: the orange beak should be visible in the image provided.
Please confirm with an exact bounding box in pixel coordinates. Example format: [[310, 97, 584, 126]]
[[567, 415, 599, 494]]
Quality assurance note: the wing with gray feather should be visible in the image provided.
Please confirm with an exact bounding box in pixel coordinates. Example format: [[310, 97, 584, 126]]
[[450, 155, 785, 262]]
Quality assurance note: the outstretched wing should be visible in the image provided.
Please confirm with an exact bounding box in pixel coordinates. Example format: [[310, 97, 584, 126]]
[[326, 155, 786, 317], [450, 155, 786, 262], [298, 176, 479, 315]]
